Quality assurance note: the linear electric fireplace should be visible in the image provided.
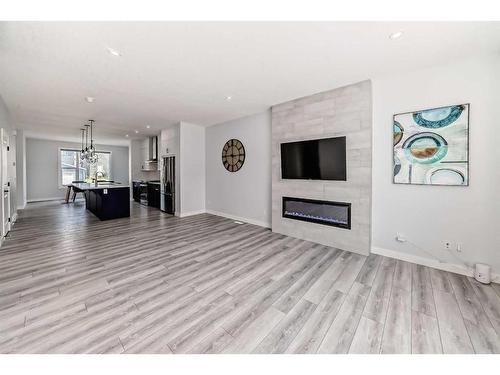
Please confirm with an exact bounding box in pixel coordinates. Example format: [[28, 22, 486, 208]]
[[282, 196, 351, 229]]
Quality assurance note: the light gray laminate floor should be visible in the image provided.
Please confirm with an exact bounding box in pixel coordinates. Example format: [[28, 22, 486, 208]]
[[1, 201, 499, 354]]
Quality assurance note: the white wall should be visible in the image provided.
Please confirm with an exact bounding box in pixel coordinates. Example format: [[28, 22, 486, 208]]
[[372, 54, 500, 275], [0, 96, 12, 132], [26, 138, 130, 201], [15, 129, 27, 209], [130, 138, 160, 182], [205, 111, 272, 227], [8, 133, 17, 220], [180, 122, 206, 216]]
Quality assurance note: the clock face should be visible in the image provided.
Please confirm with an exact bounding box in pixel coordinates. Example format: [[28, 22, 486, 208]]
[[222, 139, 245, 172]]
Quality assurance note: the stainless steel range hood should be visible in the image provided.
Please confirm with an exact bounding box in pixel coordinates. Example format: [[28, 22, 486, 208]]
[[141, 136, 158, 171], [147, 136, 158, 161]]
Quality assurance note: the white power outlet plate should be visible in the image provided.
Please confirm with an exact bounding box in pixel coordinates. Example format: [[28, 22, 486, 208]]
[[396, 233, 407, 242]]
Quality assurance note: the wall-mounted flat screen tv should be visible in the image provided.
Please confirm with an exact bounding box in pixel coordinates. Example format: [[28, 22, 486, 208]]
[[280, 136, 346, 180]]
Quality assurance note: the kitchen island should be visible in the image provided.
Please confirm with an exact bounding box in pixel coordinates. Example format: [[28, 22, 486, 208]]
[[71, 183, 130, 221]]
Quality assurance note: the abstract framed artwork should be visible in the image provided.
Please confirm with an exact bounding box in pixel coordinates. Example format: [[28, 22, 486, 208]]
[[393, 103, 469, 186]]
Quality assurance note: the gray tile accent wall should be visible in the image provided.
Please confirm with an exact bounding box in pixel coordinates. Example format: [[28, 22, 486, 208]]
[[271, 80, 372, 255]]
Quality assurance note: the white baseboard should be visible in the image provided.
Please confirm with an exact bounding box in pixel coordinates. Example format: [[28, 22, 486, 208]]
[[27, 197, 64, 203], [179, 209, 206, 218], [371, 246, 500, 283], [206, 209, 271, 228], [17, 203, 26, 210]]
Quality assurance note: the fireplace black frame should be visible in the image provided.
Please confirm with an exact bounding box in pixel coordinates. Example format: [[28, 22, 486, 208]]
[[282, 196, 351, 230]]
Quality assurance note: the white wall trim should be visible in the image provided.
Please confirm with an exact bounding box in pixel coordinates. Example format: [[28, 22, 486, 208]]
[[11, 212, 17, 223], [27, 197, 64, 203], [179, 209, 206, 218], [17, 203, 26, 210], [371, 246, 500, 283], [206, 209, 271, 228]]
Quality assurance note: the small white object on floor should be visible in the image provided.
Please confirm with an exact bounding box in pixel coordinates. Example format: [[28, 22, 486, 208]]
[[474, 263, 491, 284], [233, 221, 244, 225]]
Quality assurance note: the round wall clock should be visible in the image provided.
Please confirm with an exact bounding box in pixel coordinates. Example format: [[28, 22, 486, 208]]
[[222, 139, 245, 172]]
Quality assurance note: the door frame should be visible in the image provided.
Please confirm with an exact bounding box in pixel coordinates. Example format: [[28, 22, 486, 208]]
[[0, 128, 11, 240]]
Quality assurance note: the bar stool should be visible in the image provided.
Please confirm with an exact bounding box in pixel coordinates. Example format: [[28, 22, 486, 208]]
[[64, 181, 86, 203]]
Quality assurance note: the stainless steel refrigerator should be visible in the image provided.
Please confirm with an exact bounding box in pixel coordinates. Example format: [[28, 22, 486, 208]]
[[160, 156, 175, 214]]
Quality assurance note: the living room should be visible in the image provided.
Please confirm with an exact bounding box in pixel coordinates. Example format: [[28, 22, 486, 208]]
[[0, 1, 499, 373]]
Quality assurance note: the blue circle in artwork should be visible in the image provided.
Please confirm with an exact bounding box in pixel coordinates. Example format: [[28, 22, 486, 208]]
[[402, 132, 448, 164], [413, 105, 464, 128]]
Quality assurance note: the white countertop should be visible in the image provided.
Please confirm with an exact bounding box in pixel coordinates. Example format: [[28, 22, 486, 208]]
[[71, 183, 130, 190]]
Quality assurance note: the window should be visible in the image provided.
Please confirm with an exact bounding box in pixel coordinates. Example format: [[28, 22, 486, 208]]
[[59, 149, 112, 187], [89, 152, 111, 181], [60, 149, 84, 186]]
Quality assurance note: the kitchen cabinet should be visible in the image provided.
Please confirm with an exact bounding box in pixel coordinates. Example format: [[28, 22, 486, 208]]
[[75, 183, 130, 220], [132, 181, 141, 202], [147, 182, 160, 209]]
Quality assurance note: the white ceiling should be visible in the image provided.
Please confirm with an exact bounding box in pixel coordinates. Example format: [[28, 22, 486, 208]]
[[0, 22, 499, 145]]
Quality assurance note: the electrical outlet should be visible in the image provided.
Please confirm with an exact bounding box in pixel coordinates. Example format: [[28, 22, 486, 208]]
[[456, 243, 462, 253], [444, 241, 452, 250], [396, 233, 407, 243]]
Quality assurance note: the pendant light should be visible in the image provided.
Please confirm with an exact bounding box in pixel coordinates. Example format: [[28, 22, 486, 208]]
[[89, 120, 95, 153], [80, 128, 86, 160], [78, 120, 99, 164], [88, 119, 98, 165], [81, 123, 90, 160]]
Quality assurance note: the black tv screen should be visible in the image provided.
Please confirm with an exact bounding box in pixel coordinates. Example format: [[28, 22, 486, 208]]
[[280, 136, 346, 180]]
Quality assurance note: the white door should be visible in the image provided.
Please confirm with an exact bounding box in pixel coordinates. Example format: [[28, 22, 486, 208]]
[[2, 188, 9, 235]]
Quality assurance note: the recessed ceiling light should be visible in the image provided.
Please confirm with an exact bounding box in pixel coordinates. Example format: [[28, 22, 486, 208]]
[[225, 96, 232, 101], [134, 130, 139, 134], [146, 125, 151, 129], [125, 134, 129, 137], [389, 31, 404, 40], [107, 47, 122, 57], [85, 96, 95, 103]]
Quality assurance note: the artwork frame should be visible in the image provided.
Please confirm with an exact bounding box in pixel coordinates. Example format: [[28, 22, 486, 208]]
[[393, 103, 470, 186]]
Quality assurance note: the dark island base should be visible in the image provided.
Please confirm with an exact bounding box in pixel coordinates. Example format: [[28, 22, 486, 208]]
[[84, 187, 130, 220]]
